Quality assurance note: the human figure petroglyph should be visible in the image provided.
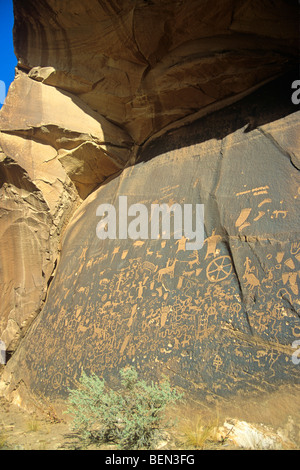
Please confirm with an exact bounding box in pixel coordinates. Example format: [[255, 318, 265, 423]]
[[175, 235, 187, 253], [213, 354, 223, 371], [243, 257, 261, 291], [203, 229, 222, 259], [137, 281, 146, 299]]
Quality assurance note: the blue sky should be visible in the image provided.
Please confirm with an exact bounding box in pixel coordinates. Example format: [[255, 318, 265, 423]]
[[0, 0, 17, 108]]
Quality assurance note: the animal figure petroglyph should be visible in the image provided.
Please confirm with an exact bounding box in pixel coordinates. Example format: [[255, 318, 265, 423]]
[[243, 257, 260, 290], [157, 259, 177, 282], [188, 250, 201, 269]]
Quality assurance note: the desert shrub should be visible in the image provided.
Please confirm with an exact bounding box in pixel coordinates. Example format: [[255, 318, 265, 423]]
[[66, 366, 183, 450]]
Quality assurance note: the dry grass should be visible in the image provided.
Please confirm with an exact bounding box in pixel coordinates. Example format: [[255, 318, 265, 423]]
[[26, 418, 41, 433], [179, 412, 221, 449], [0, 429, 8, 449]]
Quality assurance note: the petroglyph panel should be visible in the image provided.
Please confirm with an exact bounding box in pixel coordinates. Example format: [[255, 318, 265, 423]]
[[2, 78, 300, 403]]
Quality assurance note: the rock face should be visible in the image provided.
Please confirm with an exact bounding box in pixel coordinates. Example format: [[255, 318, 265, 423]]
[[12, 0, 298, 146], [0, 68, 130, 355], [2, 73, 300, 405], [0, 0, 299, 408]]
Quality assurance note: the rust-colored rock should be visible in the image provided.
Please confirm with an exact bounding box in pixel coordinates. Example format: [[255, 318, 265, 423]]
[[12, 0, 298, 145], [0, 0, 299, 411], [2, 73, 300, 408]]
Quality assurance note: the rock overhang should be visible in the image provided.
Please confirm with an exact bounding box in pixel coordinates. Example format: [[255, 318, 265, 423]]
[[0, 0, 299, 409]]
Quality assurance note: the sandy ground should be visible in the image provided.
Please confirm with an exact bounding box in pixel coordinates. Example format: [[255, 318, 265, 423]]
[[1, 383, 300, 450], [0, 397, 76, 450], [0, 396, 235, 450]]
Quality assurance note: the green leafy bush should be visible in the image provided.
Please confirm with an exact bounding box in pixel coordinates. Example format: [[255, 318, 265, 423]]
[[66, 366, 183, 449]]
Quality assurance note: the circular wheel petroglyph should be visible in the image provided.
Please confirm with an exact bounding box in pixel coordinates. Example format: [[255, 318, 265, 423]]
[[206, 256, 232, 282]]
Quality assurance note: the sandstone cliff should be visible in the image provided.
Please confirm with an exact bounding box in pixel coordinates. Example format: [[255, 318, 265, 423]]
[[0, 0, 299, 411]]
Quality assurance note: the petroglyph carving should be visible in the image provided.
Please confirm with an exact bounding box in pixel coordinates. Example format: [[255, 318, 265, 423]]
[[243, 257, 260, 290], [203, 230, 222, 259], [187, 250, 201, 269], [176, 236, 187, 253], [206, 256, 232, 282], [235, 208, 252, 231], [236, 186, 269, 197], [271, 210, 288, 219], [157, 259, 177, 282]]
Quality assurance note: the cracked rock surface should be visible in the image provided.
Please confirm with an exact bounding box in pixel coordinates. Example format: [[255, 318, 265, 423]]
[[0, 0, 299, 411]]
